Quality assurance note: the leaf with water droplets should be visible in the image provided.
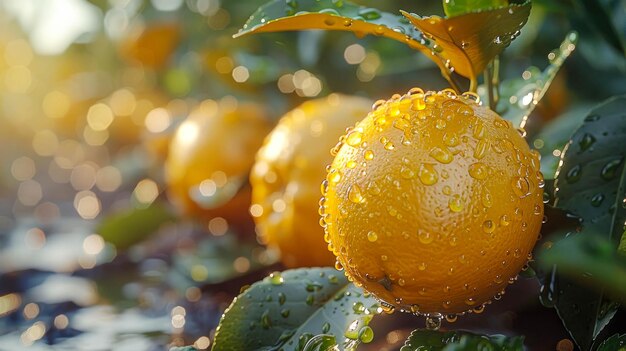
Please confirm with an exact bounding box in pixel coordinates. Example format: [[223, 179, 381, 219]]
[[234, 0, 456, 86], [443, 0, 508, 18], [400, 1, 530, 84], [546, 95, 626, 350], [212, 267, 380, 351], [400, 329, 524, 350]]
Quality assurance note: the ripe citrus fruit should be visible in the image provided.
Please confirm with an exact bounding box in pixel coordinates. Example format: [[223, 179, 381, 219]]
[[250, 94, 372, 268], [321, 89, 544, 316], [165, 100, 271, 230]]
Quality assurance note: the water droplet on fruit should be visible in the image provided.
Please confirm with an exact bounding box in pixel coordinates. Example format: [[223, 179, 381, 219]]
[[367, 181, 381, 195], [468, 163, 488, 180], [435, 119, 446, 130], [346, 131, 362, 146], [367, 231, 378, 242], [418, 163, 438, 185], [412, 98, 426, 111], [500, 214, 510, 226], [328, 169, 342, 184], [474, 139, 490, 159], [511, 176, 531, 198], [473, 122, 486, 139], [430, 147, 453, 164], [400, 165, 415, 179], [445, 314, 458, 322], [348, 184, 365, 204], [425, 315, 442, 330], [418, 230, 434, 244], [448, 195, 464, 212], [483, 220, 495, 233]]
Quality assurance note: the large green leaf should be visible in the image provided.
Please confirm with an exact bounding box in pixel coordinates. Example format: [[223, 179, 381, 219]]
[[234, 0, 451, 82], [401, 1, 531, 85], [212, 267, 380, 351], [400, 329, 524, 351], [597, 333, 626, 351], [96, 203, 176, 250], [487, 32, 578, 128], [443, 0, 508, 17], [539, 233, 626, 305], [547, 95, 626, 349]]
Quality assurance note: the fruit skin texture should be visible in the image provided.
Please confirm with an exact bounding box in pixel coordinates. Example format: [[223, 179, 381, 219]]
[[251, 94, 372, 268], [322, 89, 544, 315], [165, 101, 271, 228]]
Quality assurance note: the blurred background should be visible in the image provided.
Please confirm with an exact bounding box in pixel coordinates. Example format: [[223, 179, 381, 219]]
[[0, 0, 624, 350]]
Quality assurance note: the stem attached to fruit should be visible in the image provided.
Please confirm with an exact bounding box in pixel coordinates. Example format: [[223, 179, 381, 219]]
[[484, 57, 500, 110]]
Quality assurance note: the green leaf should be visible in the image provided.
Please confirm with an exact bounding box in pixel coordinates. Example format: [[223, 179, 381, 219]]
[[539, 233, 626, 305], [443, 0, 508, 18], [401, 1, 531, 85], [96, 203, 176, 250], [212, 267, 380, 351], [234, 0, 453, 86], [485, 31, 578, 128], [400, 329, 524, 351], [171, 235, 274, 286], [546, 95, 626, 349], [597, 333, 626, 351]]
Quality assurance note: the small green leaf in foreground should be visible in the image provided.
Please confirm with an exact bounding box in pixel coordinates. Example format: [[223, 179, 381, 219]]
[[400, 329, 524, 351], [212, 267, 380, 351], [97, 203, 176, 250]]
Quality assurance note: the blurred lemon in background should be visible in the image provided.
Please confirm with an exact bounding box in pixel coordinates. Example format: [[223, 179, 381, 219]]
[[250, 94, 372, 268], [165, 99, 271, 232]]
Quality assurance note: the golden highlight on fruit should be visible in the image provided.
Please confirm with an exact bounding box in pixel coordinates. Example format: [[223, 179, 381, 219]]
[[321, 89, 544, 315], [165, 101, 271, 228], [251, 94, 372, 268]]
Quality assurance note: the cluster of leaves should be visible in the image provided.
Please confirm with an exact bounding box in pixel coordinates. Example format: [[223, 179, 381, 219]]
[[173, 0, 626, 350]]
